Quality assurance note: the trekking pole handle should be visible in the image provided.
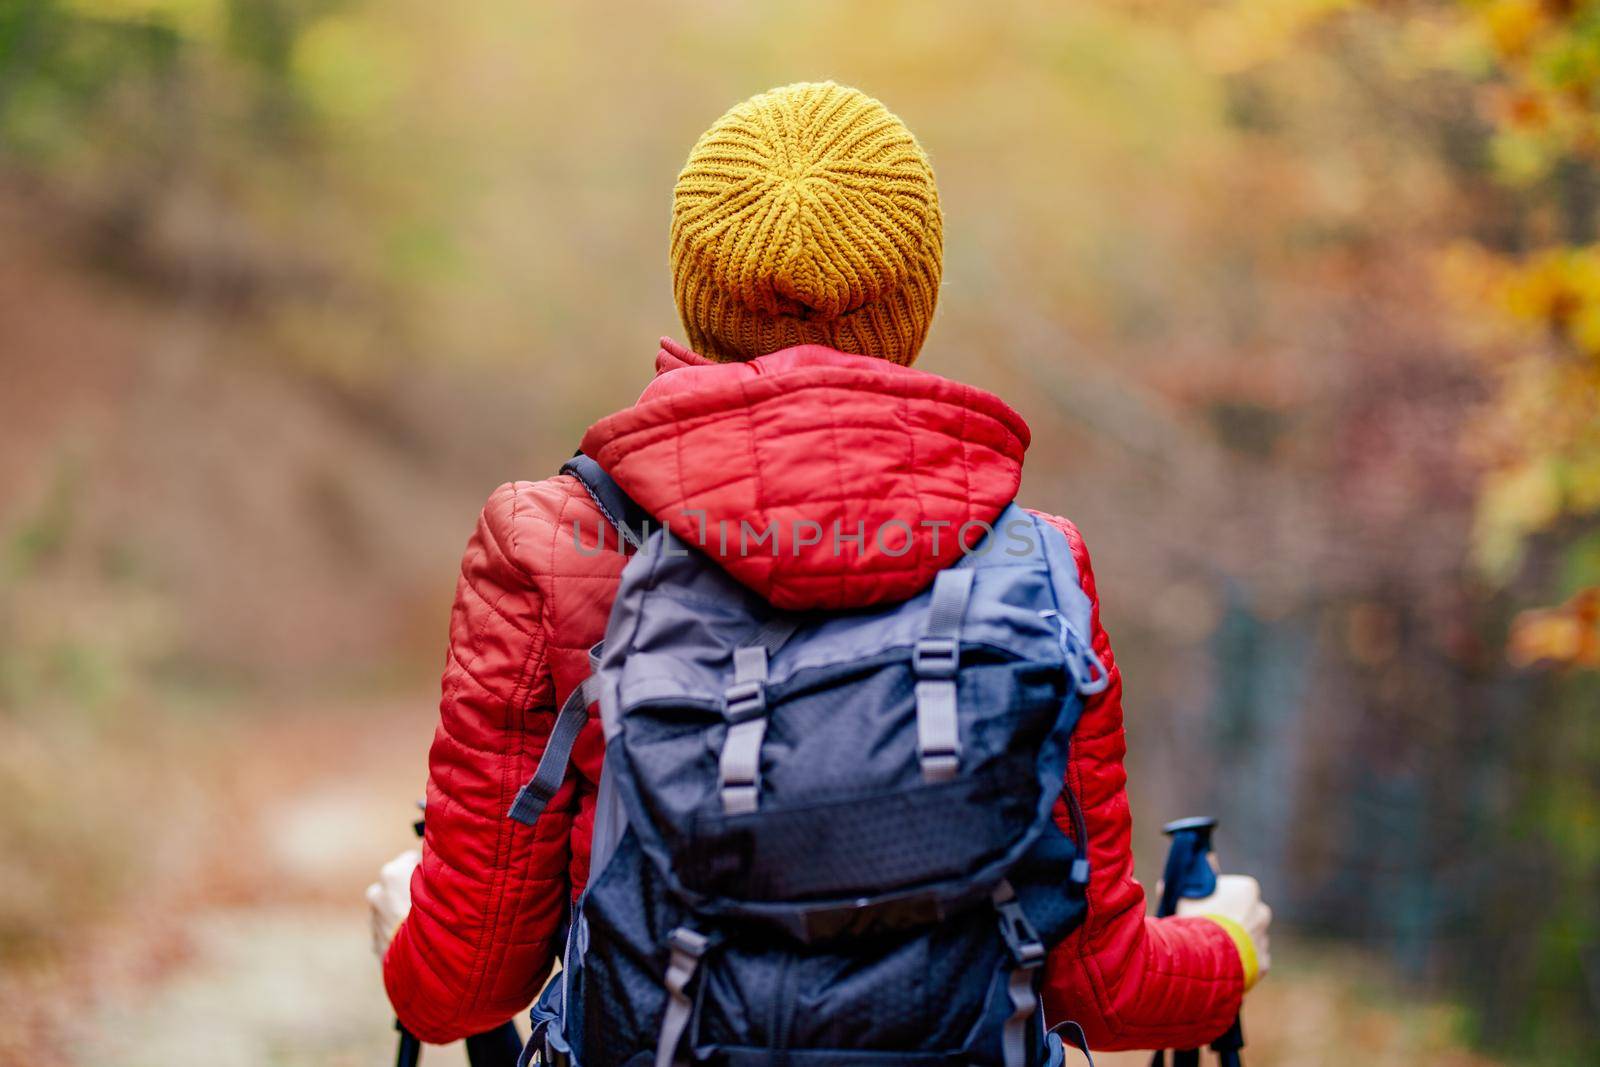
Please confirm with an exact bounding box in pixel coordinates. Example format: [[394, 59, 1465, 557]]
[[1150, 817, 1244, 1067], [1154, 816, 1218, 920]]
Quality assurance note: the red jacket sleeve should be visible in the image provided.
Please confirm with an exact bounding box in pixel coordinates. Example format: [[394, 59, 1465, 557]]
[[383, 482, 576, 1043], [1032, 512, 1246, 1051]]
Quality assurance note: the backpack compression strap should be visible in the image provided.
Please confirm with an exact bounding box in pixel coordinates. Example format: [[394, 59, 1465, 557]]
[[913, 567, 974, 783], [561, 452, 652, 550], [717, 617, 801, 815], [995, 879, 1048, 1067], [654, 926, 709, 1067]]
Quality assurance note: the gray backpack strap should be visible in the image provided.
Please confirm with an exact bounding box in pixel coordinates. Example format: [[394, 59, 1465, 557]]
[[653, 926, 709, 1067], [508, 643, 604, 826], [993, 879, 1046, 1067], [913, 567, 974, 782], [716, 618, 800, 815]]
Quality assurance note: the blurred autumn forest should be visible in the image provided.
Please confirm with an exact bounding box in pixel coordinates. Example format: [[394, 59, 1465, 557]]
[[0, 1, 1597, 1065]]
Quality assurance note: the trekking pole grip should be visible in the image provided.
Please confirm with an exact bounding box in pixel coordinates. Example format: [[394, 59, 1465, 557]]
[[1148, 817, 1245, 1067]]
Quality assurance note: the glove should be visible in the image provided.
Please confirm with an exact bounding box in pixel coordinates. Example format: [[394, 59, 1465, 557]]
[[1177, 873, 1271, 989], [366, 848, 420, 958]]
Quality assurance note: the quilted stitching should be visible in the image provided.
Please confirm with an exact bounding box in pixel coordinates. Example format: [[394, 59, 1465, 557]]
[[583, 348, 1027, 610]]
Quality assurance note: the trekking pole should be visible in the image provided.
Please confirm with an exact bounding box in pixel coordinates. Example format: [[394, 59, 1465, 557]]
[[395, 1004, 522, 1067], [395, 1022, 423, 1067], [1150, 817, 1245, 1067], [393, 805, 523, 1067], [395, 804, 428, 1067]]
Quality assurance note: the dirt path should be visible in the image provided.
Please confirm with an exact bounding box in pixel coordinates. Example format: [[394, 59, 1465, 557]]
[[61, 696, 498, 1067], [83, 908, 417, 1067]]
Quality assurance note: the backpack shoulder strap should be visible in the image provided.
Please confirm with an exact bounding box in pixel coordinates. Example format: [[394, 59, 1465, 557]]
[[508, 643, 605, 826], [507, 674, 594, 826], [506, 454, 648, 827], [560, 452, 651, 550]]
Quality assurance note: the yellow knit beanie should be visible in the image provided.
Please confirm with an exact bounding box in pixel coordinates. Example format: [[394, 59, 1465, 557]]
[[670, 82, 943, 366]]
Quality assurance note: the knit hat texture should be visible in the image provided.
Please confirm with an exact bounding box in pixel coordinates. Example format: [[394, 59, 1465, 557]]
[[670, 82, 942, 366]]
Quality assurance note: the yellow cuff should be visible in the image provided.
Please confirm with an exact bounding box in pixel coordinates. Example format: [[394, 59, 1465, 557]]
[[1203, 914, 1260, 990]]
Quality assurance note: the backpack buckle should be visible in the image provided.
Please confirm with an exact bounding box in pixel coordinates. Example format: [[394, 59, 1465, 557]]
[[918, 744, 961, 779], [665, 927, 709, 996], [995, 896, 1046, 968], [913, 636, 959, 679], [668, 926, 709, 959], [724, 680, 767, 723]]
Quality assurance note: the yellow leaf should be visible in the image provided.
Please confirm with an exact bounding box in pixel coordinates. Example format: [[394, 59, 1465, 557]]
[[1510, 589, 1600, 668], [1482, 0, 1546, 61], [1475, 461, 1564, 578]]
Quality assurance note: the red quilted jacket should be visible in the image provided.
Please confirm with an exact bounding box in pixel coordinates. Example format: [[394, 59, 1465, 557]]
[[383, 341, 1246, 1050]]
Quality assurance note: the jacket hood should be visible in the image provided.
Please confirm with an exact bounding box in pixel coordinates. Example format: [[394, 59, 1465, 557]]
[[579, 340, 1030, 611]]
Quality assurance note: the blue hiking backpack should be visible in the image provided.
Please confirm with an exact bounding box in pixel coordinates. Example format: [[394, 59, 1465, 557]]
[[513, 455, 1109, 1067]]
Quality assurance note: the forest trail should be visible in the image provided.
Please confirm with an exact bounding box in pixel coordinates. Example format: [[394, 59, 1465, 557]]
[[66, 698, 489, 1066]]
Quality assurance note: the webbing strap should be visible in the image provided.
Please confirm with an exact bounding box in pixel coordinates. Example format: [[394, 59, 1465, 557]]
[[750, 617, 802, 659], [1051, 1021, 1095, 1066], [560, 453, 650, 550], [1003, 967, 1038, 1067], [508, 674, 597, 825], [653, 927, 708, 1067], [914, 568, 974, 783], [717, 618, 799, 815], [994, 879, 1045, 1067]]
